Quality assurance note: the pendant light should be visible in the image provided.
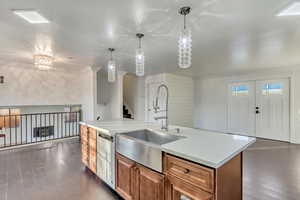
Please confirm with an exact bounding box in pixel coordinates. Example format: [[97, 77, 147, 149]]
[[178, 6, 192, 69], [136, 33, 145, 76], [107, 48, 116, 82]]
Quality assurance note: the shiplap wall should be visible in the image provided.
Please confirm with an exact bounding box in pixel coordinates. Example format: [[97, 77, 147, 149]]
[[145, 73, 194, 127], [165, 74, 194, 127]]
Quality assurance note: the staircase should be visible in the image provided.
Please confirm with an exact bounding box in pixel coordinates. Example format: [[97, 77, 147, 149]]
[[123, 105, 133, 119]]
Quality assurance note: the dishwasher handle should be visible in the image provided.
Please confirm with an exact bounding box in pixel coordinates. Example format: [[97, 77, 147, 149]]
[[98, 132, 113, 142]]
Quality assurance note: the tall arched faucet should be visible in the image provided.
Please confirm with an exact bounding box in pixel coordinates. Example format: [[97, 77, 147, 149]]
[[153, 84, 169, 131]]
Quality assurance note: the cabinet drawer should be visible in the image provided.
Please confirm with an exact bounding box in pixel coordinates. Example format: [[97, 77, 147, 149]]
[[166, 175, 214, 200], [164, 154, 214, 193]]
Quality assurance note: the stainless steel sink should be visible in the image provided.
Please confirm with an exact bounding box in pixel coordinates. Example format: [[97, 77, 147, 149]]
[[121, 129, 182, 145], [116, 129, 184, 172]]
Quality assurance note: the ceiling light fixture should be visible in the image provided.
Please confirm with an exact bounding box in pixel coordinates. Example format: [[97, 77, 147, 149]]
[[108, 48, 116, 82], [34, 53, 54, 70], [13, 10, 50, 24], [136, 33, 145, 76], [178, 6, 192, 69], [277, 2, 300, 16]]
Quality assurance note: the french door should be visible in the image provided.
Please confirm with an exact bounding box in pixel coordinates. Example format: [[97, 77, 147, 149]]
[[255, 79, 290, 141], [228, 79, 290, 141], [228, 82, 256, 136]]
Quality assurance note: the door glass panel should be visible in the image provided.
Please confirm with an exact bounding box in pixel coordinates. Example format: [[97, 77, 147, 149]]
[[262, 83, 283, 95], [232, 85, 249, 96]]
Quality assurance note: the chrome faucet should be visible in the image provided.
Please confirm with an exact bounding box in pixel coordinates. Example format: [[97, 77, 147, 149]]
[[153, 84, 169, 131]]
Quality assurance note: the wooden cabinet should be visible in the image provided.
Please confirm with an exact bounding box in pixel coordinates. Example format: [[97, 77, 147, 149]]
[[116, 153, 165, 200], [165, 175, 213, 200], [89, 128, 97, 173], [164, 153, 243, 200], [164, 154, 214, 193], [136, 164, 165, 200], [80, 125, 89, 166], [116, 153, 136, 200], [80, 125, 97, 173]]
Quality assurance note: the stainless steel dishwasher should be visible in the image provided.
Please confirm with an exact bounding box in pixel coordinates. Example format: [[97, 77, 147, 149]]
[[96, 131, 115, 189]]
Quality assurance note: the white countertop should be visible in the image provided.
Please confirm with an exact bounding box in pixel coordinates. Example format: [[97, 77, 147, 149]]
[[80, 120, 256, 168]]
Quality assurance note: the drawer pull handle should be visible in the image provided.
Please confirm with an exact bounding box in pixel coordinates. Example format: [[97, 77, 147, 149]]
[[184, 169, 190, 174]]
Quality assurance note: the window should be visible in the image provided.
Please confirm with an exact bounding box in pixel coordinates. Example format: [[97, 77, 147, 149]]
[[262, 83, 283, 95], [232, 85, 249, 96]]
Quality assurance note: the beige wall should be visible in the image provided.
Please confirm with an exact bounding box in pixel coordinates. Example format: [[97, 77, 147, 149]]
[[0, 66, 94, 121]]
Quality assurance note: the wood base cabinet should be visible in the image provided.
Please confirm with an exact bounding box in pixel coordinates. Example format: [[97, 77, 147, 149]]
[[164, 153, 243, 200], [80, 125, 97, 173], [116, 153, 165, 200], [165, 175, 213, 200], [116, 153, 136, 200]]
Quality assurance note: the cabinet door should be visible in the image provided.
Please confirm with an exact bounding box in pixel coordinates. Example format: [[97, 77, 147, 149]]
[[116, 153, 136, 200], [165, 175, 213, 200], [136, 164, 165, 200], [80, 125, 89, 166], [81, 141, 89, 166]]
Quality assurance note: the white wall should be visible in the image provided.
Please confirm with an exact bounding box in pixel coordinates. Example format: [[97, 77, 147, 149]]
[[194, 69, 300, 144], [94, 70, 124, 120], [0, 66, 94, 121], [194, 77, 227, 132], [123, 74, 145, 120], [145, 73, 194, 127]]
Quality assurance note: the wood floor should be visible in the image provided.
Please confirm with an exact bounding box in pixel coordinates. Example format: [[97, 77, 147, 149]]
[[0, 138, 299, 200]]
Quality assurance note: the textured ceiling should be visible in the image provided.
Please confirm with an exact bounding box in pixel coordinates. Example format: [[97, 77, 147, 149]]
[[1, 0, 300, 77]]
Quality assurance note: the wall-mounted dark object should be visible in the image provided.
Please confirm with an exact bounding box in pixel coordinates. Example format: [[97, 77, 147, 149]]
[[0, 76, 4, 84]]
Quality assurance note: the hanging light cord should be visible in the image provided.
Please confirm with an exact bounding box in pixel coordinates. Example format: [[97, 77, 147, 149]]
[[138, 37, 142, 49], [183, 14, 186, 29]]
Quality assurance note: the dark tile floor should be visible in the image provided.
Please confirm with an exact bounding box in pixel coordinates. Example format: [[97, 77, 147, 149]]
[[0, 138, 299, 200]]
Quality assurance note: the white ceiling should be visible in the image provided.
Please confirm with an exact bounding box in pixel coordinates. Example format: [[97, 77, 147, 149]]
[[1, 0, 300, 77]]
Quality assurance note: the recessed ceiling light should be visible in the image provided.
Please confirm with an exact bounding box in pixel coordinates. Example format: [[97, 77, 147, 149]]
[[13, 10, 50, 24], [277, 2, 300, 16]]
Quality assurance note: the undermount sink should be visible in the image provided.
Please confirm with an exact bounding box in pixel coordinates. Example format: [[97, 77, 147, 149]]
[[116, 129, 184, 172], [120, 129, 183, 145]]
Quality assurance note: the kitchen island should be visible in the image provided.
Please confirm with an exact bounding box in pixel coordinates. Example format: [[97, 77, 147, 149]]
[[80, 120, 255, 200]]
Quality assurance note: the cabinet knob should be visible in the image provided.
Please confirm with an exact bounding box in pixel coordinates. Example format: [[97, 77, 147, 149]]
[[184, 169, 190, 174]]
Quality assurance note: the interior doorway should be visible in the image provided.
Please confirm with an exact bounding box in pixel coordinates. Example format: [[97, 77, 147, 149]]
[[227, 78, 290, 141], [122, 73, 145, 120]]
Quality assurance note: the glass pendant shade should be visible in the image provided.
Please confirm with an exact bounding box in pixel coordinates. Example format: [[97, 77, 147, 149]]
[[107, 59, 116, 82], [178, 28, 192, 69], [136, 48, 145, 76], [34, 54, 53, 70]]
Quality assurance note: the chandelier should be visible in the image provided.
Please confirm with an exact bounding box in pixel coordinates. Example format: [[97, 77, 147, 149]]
[[34, 54, 54, 70], [136, 33, 145, 76], [178, 7, 192, 69], [107, 48, 116, 82]]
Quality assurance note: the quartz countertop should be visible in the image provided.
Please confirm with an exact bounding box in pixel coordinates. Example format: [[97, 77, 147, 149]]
[[80, 120, 256, 168]]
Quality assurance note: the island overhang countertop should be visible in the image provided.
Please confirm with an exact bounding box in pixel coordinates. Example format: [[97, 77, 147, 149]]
[[80, 120, 256, 168]]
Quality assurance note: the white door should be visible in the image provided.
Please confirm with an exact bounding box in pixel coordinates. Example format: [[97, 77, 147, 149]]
[[227, 82, 256, 136], [146, 82, 161, 122], [255, 79, 290, 141]]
